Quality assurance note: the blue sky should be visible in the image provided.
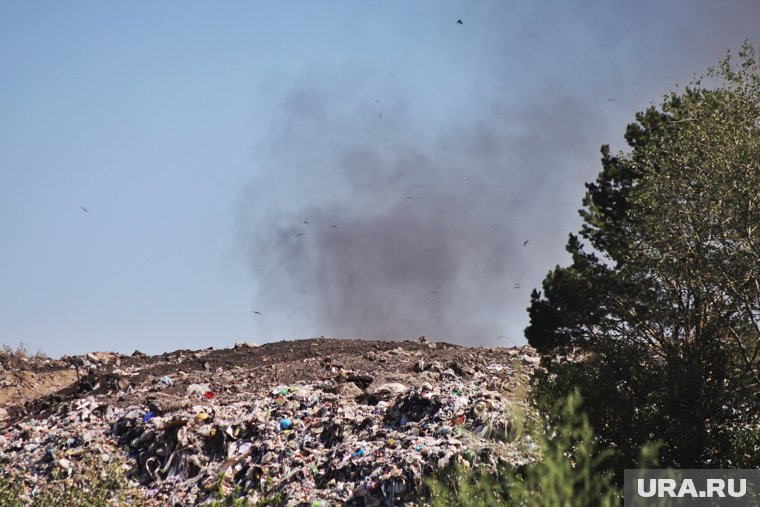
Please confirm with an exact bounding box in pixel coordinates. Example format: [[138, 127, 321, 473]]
[[1, 1, 758, 357]]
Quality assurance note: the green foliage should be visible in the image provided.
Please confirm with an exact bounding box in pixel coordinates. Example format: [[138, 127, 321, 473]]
[[428, 467, 513, 507], [204, 469, 288, 506], [517, 392, 622, 507], [0, 452, 143, 507], [254, 492, 285, 506], [206, 493, 252, 507], [428, 392, 645, 507], [525, 42, 760, 471], [204, 471, 251, 507], [0, 475, 24, 507]]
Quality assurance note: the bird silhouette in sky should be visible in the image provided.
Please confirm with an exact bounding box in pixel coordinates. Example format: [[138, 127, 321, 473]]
[[296, 233, 305, 237], [330, 225, 338, 229], [514, 283, 521, 289], [522, 239, 530, 247], [304, 220, 309, 224], [251, 311, 262, 315], [80, 206, 89, 213], [457, 19, 463, 25]]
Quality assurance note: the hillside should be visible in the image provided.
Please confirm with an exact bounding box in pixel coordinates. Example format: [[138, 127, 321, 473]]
[[0, 338, 540, 506]]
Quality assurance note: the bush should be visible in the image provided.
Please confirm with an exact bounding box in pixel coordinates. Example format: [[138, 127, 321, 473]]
[[0, 451, 143, 507], [427, 392, 648, 507]]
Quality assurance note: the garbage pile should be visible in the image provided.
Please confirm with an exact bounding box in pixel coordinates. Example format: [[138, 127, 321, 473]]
[[0, 338, 540, 506]]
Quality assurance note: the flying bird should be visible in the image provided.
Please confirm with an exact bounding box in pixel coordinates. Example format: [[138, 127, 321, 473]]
[[80, 206, 89, 213], [607, 98, 615, 102], [522, 239, 530, 247], [296, 233, 305, 237], [251, 311, 262, 315], [304, 220, 309, 224], [330, 225, 338, 229], [406, 195, 413, 199], [514, 283, 521, 289], [457, 19, 463, 24]]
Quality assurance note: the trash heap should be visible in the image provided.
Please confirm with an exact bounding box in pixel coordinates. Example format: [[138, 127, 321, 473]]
[[0, 339, 540, 506]]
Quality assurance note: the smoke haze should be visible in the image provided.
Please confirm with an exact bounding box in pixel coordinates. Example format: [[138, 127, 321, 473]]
[[238, 1, 760, 346], [2, 1, 758, 356]]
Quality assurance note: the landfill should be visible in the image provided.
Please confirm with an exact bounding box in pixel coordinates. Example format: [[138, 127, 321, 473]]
[[0, 338, 540, 505]]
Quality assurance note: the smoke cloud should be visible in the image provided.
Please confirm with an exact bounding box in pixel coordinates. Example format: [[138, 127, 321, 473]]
[[238, 80, 603, 345], [238, 1, 760, 346]]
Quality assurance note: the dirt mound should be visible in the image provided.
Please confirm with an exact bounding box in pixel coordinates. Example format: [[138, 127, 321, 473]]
[[2, 338, 533, 423]]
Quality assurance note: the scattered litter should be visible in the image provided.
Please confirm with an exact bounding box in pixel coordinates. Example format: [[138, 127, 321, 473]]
[[187, 383, 210, 397], [0, 338, 540, 505]]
